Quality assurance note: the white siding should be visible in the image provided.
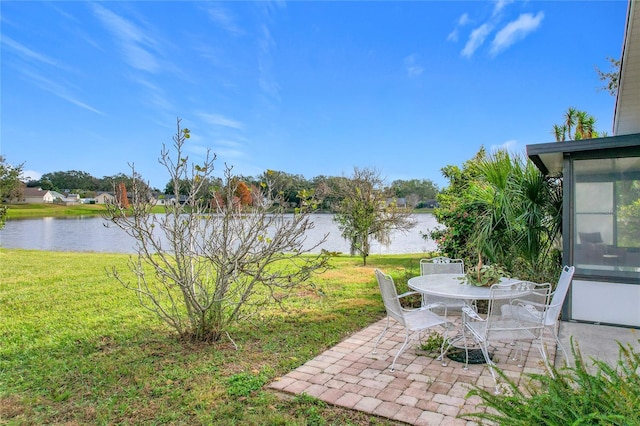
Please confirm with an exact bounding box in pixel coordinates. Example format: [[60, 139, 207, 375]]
[[570, 279, 640, 327]]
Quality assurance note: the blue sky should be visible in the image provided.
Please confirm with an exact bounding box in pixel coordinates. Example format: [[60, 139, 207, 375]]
[[1, 1, 628, 191]]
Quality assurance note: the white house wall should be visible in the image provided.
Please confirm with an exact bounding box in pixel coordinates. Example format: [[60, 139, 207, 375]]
[[571, 279, 640, 326], [614, 0, 640, 135]]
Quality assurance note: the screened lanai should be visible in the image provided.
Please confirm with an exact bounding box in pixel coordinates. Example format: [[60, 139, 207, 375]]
[[527, 135, 640, 327]]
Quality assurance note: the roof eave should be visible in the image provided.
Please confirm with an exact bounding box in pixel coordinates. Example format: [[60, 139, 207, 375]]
[[526, 133, 640, 175]]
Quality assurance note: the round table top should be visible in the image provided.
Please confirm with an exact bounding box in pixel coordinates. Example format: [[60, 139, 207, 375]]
[[407, 274, 525, 301]]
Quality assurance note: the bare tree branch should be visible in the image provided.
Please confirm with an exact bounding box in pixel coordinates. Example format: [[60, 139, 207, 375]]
[[104, 118, 329, 342]]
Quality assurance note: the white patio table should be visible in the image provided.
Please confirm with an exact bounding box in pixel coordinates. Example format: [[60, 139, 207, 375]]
[[407, 273, 526, 305], [407, 273, 529, 364]]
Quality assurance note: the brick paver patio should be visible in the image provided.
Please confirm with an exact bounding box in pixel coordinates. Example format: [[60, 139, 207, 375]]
[[268, 315, 557, 425]]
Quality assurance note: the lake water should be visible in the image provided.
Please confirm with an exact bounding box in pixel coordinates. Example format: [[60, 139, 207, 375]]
[[0, 213, 440, 254]]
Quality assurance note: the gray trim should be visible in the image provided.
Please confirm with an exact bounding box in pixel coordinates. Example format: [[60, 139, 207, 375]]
[[562, 155, 573, 321], [527, 133, 640, 156], [526, 133, 640, 176]]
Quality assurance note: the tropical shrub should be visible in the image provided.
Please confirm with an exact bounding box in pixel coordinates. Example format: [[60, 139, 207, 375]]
[[429, 148, 486, 267], [467, 151, 562, 282], [432, 148, 562, 283], [462, 340, 640, 425]]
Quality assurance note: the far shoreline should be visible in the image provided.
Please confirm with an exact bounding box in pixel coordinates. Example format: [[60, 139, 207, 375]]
[[2, 203, 435, 220]]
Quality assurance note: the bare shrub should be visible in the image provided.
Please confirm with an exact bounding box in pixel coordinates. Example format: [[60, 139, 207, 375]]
[[105, 119, 329, 342]]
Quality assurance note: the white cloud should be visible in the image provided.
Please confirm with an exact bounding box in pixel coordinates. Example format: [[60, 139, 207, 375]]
[[91, 4, 160, 73], [447, 29, 459, 42], [404, 54, 424, 77], [2, 36, 63, 68], [490, 139, 518, 153], [458, 13, 471, 26], [22, 169, 43, 182], [258, 25, 281, 100], [185, 145, 213, 157], [212, 148, 244, 159], [492, 0, 514, 18], [123, 44, 158, 72], [461, 23, 492, 58], [130, 76, 172, 111], [18, 67, 104, 114], [0, 36, 100, 112], [216, 139, 242, 148], [204, 4, 244, 35], [490, 12, 544, 56], [198, 113, 244, 130], [447, 13, 470, 42], [185, 138, 244, 160]]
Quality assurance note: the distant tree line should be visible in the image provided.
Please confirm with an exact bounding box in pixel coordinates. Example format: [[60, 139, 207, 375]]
[[0, 155, 24, 227], [26, 168, 440, 209], [25, 170, 149, 198]]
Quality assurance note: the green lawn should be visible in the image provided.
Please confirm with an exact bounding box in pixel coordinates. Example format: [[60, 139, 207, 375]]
[[3, 203, 433, 220], [4, 203, 110, 218], [3, 203, 167, 219], [0, 249, 426, 425]]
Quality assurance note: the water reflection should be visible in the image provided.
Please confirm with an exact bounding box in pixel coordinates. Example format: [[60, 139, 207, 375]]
[[0, 213, 440, 254]]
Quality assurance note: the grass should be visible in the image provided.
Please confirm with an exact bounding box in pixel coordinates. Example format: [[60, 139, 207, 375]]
[[0, 248, 427, 425], [3, 203, 434, 220], [4, 203, 111, 218], [3, 203, 166, 219]]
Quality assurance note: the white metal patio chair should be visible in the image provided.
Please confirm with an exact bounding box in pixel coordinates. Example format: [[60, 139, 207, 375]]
[[461, 280, 552, 393], [419, 257, 466, 310], [372, 269, 451, 372], [500, 265, 576, 365]]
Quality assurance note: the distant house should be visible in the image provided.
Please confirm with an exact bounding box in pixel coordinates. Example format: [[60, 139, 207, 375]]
[[155, 194, 168, 205], [164, 194, 188, 205], [20, 187, 65, 204], [95, 192, 116, 204], [62, 193, 80, 204], [421, 199, 439, 209]]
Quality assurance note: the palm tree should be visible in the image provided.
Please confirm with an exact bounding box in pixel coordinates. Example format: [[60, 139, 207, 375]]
[[553, 108, 599, 142], [575, 110, 587, 139], [468, 151, 562, 281], [582, 114, 596, 139], [552, 124, 567, 142], [564, 107, 577, 140]]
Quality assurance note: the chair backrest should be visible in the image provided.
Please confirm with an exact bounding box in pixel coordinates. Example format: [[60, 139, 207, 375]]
[[374, 269, 405, 326], [486, 280, 551, 338], [545, 265, 576, 326], [420, 257, 464, 275]]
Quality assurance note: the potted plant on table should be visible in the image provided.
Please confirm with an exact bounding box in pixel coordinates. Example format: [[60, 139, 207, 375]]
[[465, 255, 511, 287]]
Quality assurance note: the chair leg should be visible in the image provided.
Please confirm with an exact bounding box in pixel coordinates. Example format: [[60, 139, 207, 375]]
[[537, 338, 555, 379], [478, 343, 500, 394], [390, 329, 412, 372], [512, 341, 524, 367], [438, 324, 453, 366], [460, 325, 471, 370], [372, 316, 391, 355], [552, 328, 570, 366]]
